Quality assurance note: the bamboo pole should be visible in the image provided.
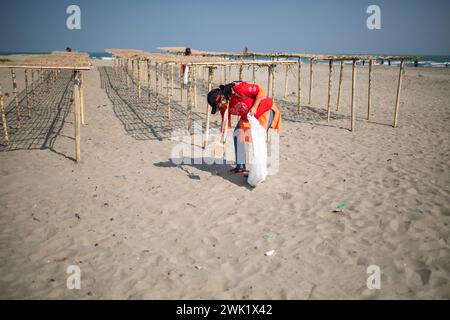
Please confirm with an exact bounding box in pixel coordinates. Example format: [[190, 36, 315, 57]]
[[24, 70, 31, 117], [166, 64, 171, 119], [222, 66, 226, 84], [155, 62, 159, 107], [74, 71, 81, 162], [170, 63, 174, 101], [147, 60, 151, 102], [204, 67, 215, 149], [11, 70, 21, 128], [271, 65, 275, 98], [351, 60, 356, 132], [309, 58, 314, 104], [367, 59, 373, 120], [393, 59, 405, 128], [126, 59, 130, 88], [137, 60, 141, 98], [227, 66, 231, 82], [80, 72, 85, 125], [180, 63, 184, 102], [297, 58, 302, 113], [284, 64, 289, 98], [193, 66, 197, 109], [238, 65, 243, 81], [267, 66, 272, 98], [0, 85, 9, 145], [187, 66, 194, 134], [336, 61, 344, 111], [252, 55, 256, 83], [326, 60, 333, 122]]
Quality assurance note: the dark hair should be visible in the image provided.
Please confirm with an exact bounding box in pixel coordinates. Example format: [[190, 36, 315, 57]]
[[184, 48, 192, 56]]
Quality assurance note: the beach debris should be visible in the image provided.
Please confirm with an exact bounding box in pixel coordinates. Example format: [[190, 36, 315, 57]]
[[417, 208, 426, 215], [333, 201, 349, 213], [194, 265, 205, 270], [262, 234, 269, 240], [75, 213, 81, 220], [265, 250, 275, 256]]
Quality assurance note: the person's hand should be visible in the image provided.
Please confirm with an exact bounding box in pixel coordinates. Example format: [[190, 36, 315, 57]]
[[248, 106, 257, 116]]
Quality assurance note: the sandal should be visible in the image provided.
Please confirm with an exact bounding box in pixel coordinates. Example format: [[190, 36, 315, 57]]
[[229, 168, 249, 174]]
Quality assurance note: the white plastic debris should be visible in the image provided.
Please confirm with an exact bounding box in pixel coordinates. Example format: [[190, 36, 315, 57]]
[[265, 250, 275, 256], [247, 114, 268, 187]]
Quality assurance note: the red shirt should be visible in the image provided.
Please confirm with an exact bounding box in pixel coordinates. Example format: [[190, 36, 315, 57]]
[[227, 82, 273, 121]]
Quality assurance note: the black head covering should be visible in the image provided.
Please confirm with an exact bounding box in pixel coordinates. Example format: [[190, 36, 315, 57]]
[[207, 81, 241, 114]]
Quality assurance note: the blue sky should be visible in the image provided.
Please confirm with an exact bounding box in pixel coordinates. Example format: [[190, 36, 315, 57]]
[[0, 0, 449, 55]]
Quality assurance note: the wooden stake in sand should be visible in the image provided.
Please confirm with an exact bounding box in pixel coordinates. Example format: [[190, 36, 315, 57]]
[[284, 64, 289, 98], [155, 62, 159, 107], [326, 60, 333, 122], [126, 59, 130, 89], [309, 58, 314, 105], [238, 65, 243, 81], [147, 60, 151, 102], [166, 63, 171, 119], [267, 65, 273, 98], [271, 65, 275, 98], [24, 70, 31, 118], [252, 55, 256, 83], [193, 66, 197, 109], [297, 57, 302, 113], [227, 66, 231, 83], [187, 66, 194, 134], [11, 70, 21, 128], [336, 61, 344, 111], [203, 67, 215, 149], [0, 85, 9, 145], [74, 71, 81, 162], [393, 59, 405, 128], [351, 60, 356, 132], [79, 72, 85, 125], [137, 60, 141, 98], [367, 59, 373, 120], [179, 63, 183, 102]]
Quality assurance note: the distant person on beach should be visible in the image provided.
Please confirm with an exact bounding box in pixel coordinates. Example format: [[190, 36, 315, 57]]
[[66, 47, 72, 52], [388, 60, 391, 66], [414, 59, 419, 67], [182, 48, 192, 83], [207, 81, 282, 174], [243, 47, 249, 54]]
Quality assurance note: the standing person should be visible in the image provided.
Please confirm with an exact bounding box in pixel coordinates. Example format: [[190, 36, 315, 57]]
[[207, 81, 282, 173], [182, 48, 192, 84]]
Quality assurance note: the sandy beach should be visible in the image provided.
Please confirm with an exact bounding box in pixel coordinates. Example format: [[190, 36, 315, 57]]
[[0, 56, 449, 299]]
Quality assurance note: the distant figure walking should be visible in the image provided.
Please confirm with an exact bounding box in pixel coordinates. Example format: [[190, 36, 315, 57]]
[[182, 48, 192, 84], [414, 59, 419, 67], [243, 47, 249, 54]]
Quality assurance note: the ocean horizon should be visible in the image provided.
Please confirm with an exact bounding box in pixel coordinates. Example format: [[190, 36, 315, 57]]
[[0, 51, 449, 68]]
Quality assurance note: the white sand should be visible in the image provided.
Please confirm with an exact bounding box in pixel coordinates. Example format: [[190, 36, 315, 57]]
[[0, 57, 449, 299]]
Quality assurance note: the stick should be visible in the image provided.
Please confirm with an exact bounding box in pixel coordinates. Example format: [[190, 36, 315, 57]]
[[252, 55, 256, 83], [367, 59, 373, 120], [137, 60, 141, 98], [238, 65, 243, 81], [393, 59, 405, 128], [351, 60, 356, 132], [214, 101, 229, 158], [284, 64, 289, 98], [24, 70, 31, 117], [155, 62, 159, 107], [193, 66, 197, 109], [74, 71, 81, 162], [0, 85, 9, 145], [271, 65, 275, 98], [326, 60, 333, 122], [336, 61, 344, 111], [204, 67, 214, 148], [297, 57, 302, 113], [187, 66, 194, 134], [180, 63, 184, 102], [166, 64, 171, 119], [11, 70, 21, 128], [80, 72, 85, 124], [309, 58, 314, 104], [147, 60, 151, 102]]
